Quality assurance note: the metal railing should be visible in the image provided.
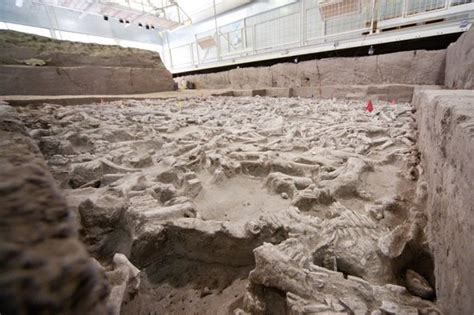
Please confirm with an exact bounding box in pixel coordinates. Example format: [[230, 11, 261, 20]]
[[164, 0, 474, 73]]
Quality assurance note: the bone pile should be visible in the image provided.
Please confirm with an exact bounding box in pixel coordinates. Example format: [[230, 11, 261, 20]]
[[18, 96, 439, 314]]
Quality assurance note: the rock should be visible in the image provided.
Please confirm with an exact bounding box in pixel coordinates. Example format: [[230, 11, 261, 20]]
[[405, 269, 434, 299]]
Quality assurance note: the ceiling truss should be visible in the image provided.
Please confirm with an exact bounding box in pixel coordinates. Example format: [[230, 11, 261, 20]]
[[33, 0, 192, 29]]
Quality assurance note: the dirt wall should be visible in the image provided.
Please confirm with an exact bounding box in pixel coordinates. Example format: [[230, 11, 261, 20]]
[[445, 27, 474, 90], [176, 50, 446, 89], [0, 30, 174, 95], [414, 89, 474, 315], [0, 103, 110, 314]]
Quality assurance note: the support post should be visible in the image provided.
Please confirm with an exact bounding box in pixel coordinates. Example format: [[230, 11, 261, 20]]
[[300, 0, 306, 46]]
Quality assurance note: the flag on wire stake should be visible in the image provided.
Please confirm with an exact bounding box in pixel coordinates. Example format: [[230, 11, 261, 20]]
[[366, 100, 374, 113]]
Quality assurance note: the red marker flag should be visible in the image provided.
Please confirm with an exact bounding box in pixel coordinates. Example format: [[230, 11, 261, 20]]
[[366, 100, 374, 113], [390, 99, 396, 105]]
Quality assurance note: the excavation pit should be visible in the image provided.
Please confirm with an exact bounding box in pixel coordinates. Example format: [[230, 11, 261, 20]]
[[7, 95, 442, 314]]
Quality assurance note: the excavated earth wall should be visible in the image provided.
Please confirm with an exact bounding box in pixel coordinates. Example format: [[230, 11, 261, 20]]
[[0, 103, 110, 314], [444, 27, 474, 89], [414, 89, 474, 315], [176, 49, 446, 92], [0, 30, 174, 95]]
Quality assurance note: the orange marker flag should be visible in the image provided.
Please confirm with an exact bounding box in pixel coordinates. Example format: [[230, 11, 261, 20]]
[[366, 100, 374, 113]]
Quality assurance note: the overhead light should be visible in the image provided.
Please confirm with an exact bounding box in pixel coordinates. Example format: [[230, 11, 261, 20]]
[[368, 45, 374, 55], [15, 0, 23, 7]]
